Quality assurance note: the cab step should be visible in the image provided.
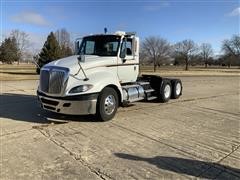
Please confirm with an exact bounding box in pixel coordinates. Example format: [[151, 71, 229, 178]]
[[147, 96, 158, 101], [138, 81, 150, 86], [144, 89, 155, 93], [122, 84, 140, 89]]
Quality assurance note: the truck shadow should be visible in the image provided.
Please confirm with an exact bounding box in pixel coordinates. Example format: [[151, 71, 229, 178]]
[[0, 93, 99, 124], [114, 153, 240, 179]]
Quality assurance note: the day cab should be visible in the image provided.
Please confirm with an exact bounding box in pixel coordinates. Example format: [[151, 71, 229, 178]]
[[37, 31, 182, 121]]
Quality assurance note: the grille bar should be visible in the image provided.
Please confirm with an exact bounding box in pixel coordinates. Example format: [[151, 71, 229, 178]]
[[41, 98, 59, 106], [40, 70, 49, 92]]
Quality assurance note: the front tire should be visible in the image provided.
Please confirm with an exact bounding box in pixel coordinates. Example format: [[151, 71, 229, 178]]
[[96, 87, 118, 121]]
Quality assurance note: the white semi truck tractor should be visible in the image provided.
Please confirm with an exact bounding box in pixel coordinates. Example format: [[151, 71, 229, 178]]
[[37, 31, 182, 121]]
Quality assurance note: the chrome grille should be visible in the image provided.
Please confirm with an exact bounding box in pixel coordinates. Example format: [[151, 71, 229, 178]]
[[49, 70, 65, 94], [39, 67, 69, 95]]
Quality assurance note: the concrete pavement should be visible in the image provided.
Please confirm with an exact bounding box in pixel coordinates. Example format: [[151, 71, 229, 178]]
[[0, 76, 239, 179]]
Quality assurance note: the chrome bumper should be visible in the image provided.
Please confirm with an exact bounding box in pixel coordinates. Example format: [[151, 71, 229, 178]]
[[37, 91, 98, 115]]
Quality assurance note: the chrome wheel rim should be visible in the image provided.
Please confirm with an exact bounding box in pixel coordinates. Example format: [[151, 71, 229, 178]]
[[164, 84, 171, 98], [104, 95, 116, 115], [176, 83, 181, 95]]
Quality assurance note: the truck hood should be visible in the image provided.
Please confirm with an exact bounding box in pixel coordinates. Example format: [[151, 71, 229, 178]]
[[46, 55, 116, 74]]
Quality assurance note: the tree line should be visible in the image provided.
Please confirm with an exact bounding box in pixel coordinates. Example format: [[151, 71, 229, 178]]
[[0, 28, 73, 68], [141, 35, 240, 71], [0, 29, 239, 71]]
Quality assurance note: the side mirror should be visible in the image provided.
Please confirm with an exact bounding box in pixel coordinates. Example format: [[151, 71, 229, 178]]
[[78, 54, 85, 62], [120, 38, 127, 59], [75, 38, 82, 55], [120, 48, 126, 59]]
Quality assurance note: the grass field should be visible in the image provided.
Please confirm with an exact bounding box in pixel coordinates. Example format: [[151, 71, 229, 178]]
[[0, 64, 38, 81], [140, 65, 240, 77], [0, 64, 239, 81]]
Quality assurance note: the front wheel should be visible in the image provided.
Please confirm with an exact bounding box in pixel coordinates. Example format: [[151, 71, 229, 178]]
[[96, 87, 118, 121]]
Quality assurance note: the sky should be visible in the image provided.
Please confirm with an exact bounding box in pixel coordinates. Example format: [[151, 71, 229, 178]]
[[1, 0, 239, 55]]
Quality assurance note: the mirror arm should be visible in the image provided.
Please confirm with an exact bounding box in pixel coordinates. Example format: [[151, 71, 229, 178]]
[[75, 55, 89, 81]]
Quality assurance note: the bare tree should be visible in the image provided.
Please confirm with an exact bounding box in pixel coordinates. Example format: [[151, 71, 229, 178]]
[[174, 40, 198, 70], [55, 28, 73, 57], [199, 43, 213, 68], [141, 36, 171, 72], [222, 35, 240, 67], [55, 28, 71, 47], [10, 29, 30, 64]]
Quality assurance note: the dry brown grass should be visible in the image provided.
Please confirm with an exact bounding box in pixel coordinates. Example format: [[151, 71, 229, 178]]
[[140, 65, 240, 76], [0, 64, 239, 81], [0, 64, 38, 81]]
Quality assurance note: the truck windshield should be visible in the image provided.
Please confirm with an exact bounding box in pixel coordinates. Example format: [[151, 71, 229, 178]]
[[78, 35, 121, 56]]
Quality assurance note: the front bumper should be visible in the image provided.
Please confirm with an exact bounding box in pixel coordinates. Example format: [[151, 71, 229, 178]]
[[37, 91, 98, 115]]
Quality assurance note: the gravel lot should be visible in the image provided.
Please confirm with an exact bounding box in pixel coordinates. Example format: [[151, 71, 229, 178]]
[[0, 76, 239, 179]]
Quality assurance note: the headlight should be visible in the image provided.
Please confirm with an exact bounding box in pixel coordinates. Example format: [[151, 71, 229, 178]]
[[69, 84, 93, 94]]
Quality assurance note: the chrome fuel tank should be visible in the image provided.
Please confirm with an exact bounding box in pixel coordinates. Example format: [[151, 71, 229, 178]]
[[122, 85, 145, 102]]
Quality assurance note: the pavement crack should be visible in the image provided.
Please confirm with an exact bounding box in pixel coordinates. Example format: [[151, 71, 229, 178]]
[[0, 128, 33, 137], [32, 124, 50, 130], [177, 93, 239, 103], [35, 128, 112, 180], [197, 143, 240, 179], [111, 122, 208, 160], [119, 92, 239, 113], [195, 106, 240, 117], [111, 122, 240, 179]]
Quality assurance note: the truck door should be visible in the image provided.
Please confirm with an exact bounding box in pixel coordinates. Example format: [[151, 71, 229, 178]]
[[117, 38, 139, 83]]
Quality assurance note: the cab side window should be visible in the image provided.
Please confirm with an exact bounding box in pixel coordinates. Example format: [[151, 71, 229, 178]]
[[126, 39, 132, 56]]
